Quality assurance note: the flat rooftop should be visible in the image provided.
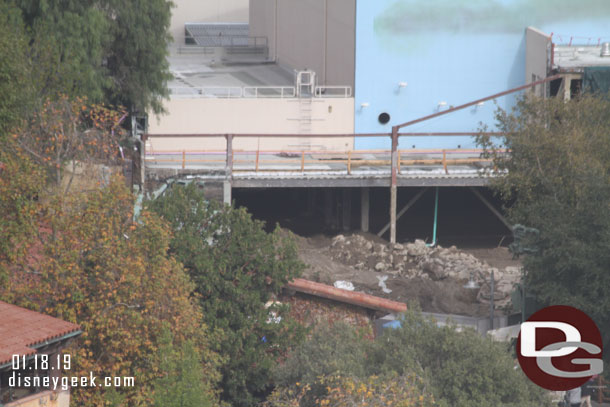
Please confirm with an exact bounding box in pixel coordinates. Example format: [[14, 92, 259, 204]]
[[168, 49, 294, 97], [554, 44, 610, 71]]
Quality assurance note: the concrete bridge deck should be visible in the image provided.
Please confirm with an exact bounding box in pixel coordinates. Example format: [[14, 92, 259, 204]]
[[145, 148, 495, 188]]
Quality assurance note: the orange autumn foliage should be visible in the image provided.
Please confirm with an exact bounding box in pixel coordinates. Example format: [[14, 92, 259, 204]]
[[13, 95, 126, 188], [5, 177, 220, 406]]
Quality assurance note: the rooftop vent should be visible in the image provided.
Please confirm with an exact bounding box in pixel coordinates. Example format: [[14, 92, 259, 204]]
[[601, 42, 610, 57]]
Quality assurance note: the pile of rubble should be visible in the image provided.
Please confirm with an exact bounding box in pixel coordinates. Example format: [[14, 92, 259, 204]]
[[328, 235, 522, 307]]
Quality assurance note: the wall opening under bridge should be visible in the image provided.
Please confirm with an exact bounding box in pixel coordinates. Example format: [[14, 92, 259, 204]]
[[232, 186, 511, 248]]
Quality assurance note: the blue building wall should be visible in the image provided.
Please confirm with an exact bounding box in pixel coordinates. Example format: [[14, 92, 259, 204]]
[[354, 0, 610, 150]]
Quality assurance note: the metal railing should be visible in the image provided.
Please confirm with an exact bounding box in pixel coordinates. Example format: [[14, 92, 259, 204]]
[[314, 86, 352, 98], [144, 147, 499, 174], [169, 85, 352, 99], [170, 86, 243, 98], [187, 35, 269, 48], [243, 86, 296, 98]]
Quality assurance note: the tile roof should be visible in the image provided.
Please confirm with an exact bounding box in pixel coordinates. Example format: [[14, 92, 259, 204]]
[[287, 278, 407, 314], [0, 301, 81, 367]]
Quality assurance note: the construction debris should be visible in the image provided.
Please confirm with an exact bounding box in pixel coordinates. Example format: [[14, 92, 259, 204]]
[[294, 231, 522, 317], [328, 235, 521, 307]]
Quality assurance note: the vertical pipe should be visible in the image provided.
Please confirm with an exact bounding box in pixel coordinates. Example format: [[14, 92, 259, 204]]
[[301, 151, 305, 172], [182, 151, 186, 169], [255, 150, 260, 172], [390, 127, 398, 244], [490, 270, 495, 331], [431, 186, 439, 246]]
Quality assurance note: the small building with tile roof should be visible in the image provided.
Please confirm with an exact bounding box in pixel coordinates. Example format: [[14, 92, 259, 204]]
[[0, 301, 81, 407]]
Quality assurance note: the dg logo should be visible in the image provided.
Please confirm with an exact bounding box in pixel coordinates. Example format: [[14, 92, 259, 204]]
[[516, 305, 604, 391]]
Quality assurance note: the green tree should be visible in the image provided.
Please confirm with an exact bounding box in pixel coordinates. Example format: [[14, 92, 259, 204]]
[[0, 1, 33, 138], [148, 183, 305, 407], [17, 0, 109, 102], [265, 374, 437, 407], [14, 0, 172, 112], [103, 0, 173, 113], [275, 312, 549, 407], [0, 143, 44, 288], [152, 329, 216, 407], [369, 312, 549, 407], [477, 95, 610, 357], [273, 321, 369, 388]]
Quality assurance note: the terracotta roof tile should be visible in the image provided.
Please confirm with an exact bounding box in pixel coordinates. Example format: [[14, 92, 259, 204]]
[[0, 301, 80, 366]]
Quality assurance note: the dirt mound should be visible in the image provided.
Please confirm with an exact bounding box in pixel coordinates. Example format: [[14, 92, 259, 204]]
[[294, 232, 522, 317]]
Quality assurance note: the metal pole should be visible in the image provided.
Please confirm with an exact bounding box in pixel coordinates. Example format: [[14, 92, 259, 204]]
[[225, 134, 233, 177], [598, 375, 603, 404], [224, 134, 233, 205], [490, 270, 495, 331], [395, 74, 563, 130], [390, 126, 399, 244], [432, 187, 439, 246], [521, 278, 526, 323]]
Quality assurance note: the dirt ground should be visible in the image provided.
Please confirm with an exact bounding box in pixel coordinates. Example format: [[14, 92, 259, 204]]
[[290, 231, 522, 318]]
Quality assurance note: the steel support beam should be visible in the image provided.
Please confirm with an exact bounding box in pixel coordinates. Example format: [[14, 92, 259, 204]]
[[378, 188, 426, 237], [229, 177, 489, 188], [342, 188, 351, 231], [469, 187, 512, 231], [324, 189, 333, 227], [223, 181, 231, 205], [360, 187, 369, 233]]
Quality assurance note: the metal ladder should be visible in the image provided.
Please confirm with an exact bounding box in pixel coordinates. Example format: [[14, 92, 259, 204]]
[[295, 70, 315, 139], [298, 97, 313, 135]]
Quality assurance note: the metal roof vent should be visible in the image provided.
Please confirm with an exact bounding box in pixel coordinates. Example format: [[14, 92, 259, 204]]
[[601, 42, 610, 57]]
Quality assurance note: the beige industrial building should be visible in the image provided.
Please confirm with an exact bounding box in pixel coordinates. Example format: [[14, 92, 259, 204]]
[[148, 0, 356, 154]]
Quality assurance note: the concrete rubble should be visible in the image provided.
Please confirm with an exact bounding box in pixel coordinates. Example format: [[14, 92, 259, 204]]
[[328, 234, 522, 307]]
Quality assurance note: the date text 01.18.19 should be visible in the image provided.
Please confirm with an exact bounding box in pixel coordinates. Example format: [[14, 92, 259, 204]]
[[12, 354, 71, 371]]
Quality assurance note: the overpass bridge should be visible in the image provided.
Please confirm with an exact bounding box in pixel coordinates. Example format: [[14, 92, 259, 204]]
[[142, 133, 510, 244]]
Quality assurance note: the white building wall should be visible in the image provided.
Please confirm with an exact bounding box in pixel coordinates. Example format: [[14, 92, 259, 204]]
[[148, 97, 355, 152], [525, 27, 552, 97]]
